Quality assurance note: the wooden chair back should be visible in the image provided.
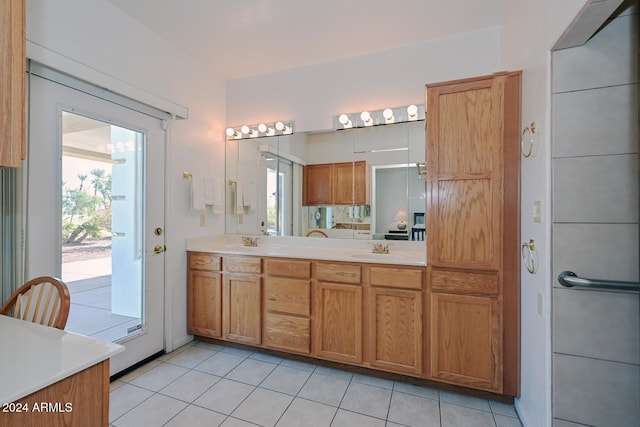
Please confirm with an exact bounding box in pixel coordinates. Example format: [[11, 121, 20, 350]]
[[0, 276, 71, 329]]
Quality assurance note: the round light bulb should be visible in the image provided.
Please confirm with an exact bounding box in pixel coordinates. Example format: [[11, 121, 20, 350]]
[[258, 123, 267, 133], [338, 114, 349, 125], [383, 108, 394, 120], [275, 121, 285, 131], [360, 111, 371, 122], [225, 127, 236, 137], [241, 125, 251, 135], [407, 104, 418, 119]]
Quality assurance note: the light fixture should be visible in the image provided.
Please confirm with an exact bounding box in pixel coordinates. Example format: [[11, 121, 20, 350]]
[[407, 104, 418, 121], [275, 121, 293, 134], [338, 114, 353, 129], [383, 108, 395, 124], [225, 120, 294, 140], [360, 111, 373, 126], [335, 104, 423, 130], [225, 127, 240, 138]]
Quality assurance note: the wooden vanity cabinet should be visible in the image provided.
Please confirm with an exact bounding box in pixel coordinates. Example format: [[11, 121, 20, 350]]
[[222, 256, 263, 345], [303, 161, 370, 206], [314, 262, 363, 364], [366, 266, 424, 376], [0, 0, 26, 167], [264, 258, 312, 354], [187, 253, 222, 338], [425, 71, 521, 395]]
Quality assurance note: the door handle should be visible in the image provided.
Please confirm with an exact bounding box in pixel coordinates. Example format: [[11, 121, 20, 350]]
[[153, 245, 166, 254], [558, 271, 639, 292]]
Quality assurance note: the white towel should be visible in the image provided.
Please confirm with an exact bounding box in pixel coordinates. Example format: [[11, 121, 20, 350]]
[[190, 175, 206, 213], [243, 182, 257, 212], [205, 177, 225, 214], [235, 181, 244, 214]]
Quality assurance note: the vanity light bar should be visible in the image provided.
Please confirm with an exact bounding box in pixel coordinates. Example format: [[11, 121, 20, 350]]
[[334, 104, 425, 130], [225, 121, 294, 140]]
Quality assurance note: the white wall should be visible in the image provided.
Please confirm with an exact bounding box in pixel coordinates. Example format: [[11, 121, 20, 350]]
[[226, 27, 501, 131], [500, 1, 588, 426], [26, 0, 227, 351]]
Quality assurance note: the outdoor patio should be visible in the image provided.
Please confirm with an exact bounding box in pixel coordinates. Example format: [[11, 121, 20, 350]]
[[62, 256, 140, 343]]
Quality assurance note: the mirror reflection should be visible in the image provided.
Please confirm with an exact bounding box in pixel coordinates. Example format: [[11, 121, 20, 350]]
[[225, 120, 425, 240]]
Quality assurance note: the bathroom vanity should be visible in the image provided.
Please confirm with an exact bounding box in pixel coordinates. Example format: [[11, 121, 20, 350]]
[[187, 236, 426, 377]]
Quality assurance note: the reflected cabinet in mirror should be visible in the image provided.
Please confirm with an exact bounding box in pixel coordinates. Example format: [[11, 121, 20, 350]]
[[225, 120, 425, 240]]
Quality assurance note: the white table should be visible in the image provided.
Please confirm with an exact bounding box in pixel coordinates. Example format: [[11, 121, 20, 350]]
[[0, 315, 123, 426]]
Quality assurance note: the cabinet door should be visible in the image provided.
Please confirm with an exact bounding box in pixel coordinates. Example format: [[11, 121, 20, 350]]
[[426, 76, 502, 271], [430, 292, 501, 392], [0, 0, 25, 167], [332, 162, 355, 205], [303, 163, 333, 205], [352, 160, 370, 205], [188, 270, 222, 338], [368, 287, 422, 376], [223, 274, 262, 345], [315, 282, 362, 363]]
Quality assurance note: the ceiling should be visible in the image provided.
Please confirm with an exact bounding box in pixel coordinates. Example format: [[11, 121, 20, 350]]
[[107, 0, 507, 80]]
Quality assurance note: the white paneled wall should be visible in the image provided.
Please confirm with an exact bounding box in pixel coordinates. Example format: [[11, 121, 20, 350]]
[[551, 1, 639, 426]]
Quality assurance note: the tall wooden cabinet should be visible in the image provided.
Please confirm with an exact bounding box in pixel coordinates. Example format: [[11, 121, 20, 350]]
[[426, 72, 521, 395], [0, 0, 26, 167]]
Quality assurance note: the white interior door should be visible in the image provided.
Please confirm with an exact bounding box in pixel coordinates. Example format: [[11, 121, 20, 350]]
[[26, 72, 166, 375]]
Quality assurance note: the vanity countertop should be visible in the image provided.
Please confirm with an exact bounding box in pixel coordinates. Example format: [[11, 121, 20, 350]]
[[0, 315, 124, 404], [186, 235, 426, 266]]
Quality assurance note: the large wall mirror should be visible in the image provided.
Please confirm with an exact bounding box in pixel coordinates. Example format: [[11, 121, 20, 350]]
[[225, 120, 425, 240]]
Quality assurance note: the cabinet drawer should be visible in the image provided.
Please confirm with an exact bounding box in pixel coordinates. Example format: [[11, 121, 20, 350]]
[[266, 259, 311, 279], [264, 313, 310, 354], [430, 269, 498, 296], [224, 256, 262, 274], [265, 277, 310, 316], [370, 266, 424, 290], [189, 253, 221, 271], [316, 262, 361, 284]]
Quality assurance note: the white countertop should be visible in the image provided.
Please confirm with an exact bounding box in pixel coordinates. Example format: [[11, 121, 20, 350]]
[[0, 315, 124, 404], [187, 235, 426, 266]]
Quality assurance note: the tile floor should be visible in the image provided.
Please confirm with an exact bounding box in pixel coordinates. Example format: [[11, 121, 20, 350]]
[[110, 341, 523, 427]]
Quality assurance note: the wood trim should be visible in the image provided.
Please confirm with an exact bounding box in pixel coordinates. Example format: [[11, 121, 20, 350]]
[[501, 71, 522, 396], [0, 0, 25, 167], [0, 360, 110, 427]]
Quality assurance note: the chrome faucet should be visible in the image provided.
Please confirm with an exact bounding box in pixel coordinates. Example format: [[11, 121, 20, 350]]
[[369, 242, 390, 254], [241, 236, 259, 247]]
